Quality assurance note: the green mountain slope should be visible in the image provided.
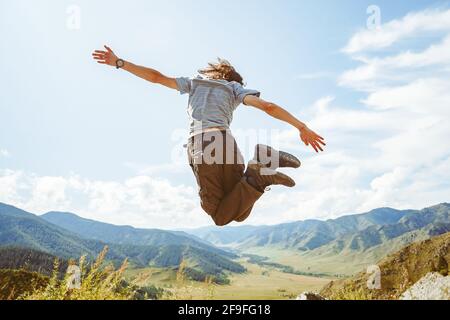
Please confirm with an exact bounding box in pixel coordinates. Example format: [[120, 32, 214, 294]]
[[188, 204, 450, 253], [306, 204, 450, 255], [42, 211, 229, 257], [0, 203, 245, 282], [0, 203, 109, 258], [188, 207, 413, 250]]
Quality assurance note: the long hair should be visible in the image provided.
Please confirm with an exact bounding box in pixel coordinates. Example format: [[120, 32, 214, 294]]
[[198, 58, 244, 85]]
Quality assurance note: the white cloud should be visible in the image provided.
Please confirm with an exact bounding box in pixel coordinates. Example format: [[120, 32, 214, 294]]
[[0, 169, 209, 229], [28, 176, 71, 212], [0, 170, 23, 204], [344, 9, 450, 54], [340, 35, 450, 90], [364, 78, 450, 116]]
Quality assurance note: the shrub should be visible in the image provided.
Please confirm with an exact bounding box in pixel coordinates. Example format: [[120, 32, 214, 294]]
[[0, 269, 48, 300], [21, 246, 135, 300]]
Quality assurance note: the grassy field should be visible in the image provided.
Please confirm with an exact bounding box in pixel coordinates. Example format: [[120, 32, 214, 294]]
[[126, 259, 331, 300], [243, 247, 362, 277]]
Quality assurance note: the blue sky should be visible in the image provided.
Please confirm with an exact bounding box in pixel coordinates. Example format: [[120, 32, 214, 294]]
[[1, 0, 450, 229]]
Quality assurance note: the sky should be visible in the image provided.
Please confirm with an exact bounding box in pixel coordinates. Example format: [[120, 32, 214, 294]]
[[1, 0, 450, 229]]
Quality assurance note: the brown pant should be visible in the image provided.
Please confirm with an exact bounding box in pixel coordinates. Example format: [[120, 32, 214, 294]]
[[187, 130, 263, 226]]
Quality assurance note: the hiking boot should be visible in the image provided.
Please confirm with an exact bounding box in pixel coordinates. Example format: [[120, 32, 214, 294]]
[[245, 161, 296, 193], [254, 144, 301, 169]]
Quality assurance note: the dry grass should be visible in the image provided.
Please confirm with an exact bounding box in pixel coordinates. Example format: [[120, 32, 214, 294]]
[[22, 247, 134, 300], [160, 260, 216, 300]]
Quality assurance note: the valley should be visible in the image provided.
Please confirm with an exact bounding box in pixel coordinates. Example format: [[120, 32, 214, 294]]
[[0, 201, 449, 300], [185, 203, 450, 276], [126, 258, 331, 300]]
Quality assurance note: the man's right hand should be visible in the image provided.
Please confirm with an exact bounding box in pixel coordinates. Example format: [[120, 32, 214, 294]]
[[299, 126, 326, 153], [92, 45, 119, 67]]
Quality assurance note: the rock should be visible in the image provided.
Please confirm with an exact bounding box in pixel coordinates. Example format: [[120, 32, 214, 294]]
[[401, 272, 450, 300], [296, 292, 327, 300]]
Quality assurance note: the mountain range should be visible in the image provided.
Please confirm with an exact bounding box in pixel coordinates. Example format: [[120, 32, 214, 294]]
[[1, 202, 449, 278], [41, 211, 224, 255], [185, 204, 450, 250], [184, 203, 450, 275], [0, 203, 244, 283]]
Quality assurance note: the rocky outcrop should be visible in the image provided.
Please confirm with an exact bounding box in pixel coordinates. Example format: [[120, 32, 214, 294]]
[[320, 232, 450, 300], [401, 273, 450, 300], [296, 292, 326, 300]]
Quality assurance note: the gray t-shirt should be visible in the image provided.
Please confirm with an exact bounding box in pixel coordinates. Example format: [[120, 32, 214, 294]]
[[176, 76, 261, 136]]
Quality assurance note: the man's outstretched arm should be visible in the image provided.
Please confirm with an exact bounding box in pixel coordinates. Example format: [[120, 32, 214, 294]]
[[92, 45, 178, 90], [244, 95, 326, 153]]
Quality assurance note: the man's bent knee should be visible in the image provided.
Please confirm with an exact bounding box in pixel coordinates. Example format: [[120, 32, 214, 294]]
[[212, 215, 231, 227], [202, 204, 230, 227]]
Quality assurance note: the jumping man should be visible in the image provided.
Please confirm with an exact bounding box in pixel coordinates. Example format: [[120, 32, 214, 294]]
[[92, 46, 326, 226]]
